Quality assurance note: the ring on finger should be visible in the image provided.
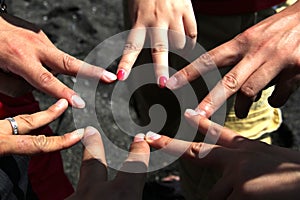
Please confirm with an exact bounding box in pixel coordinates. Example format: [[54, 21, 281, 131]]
[[5, 117, 18, 135]]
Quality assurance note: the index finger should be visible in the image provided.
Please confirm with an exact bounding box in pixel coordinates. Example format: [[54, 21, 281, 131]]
[[145, 132, 231, 169], [184, 109, 251, 149], [20, 62, 86, 108], [166, 39, 243, 90], [117, 27, 146, 81]]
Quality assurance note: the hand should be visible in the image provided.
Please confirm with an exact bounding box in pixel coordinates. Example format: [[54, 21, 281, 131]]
[[146, 111, 300, 199], [0, 14, 117, 108], [67, 127, 150, 200], [117, 0, 197, 87], [0, 99, 84, 155], [166, 2, 300, 118]]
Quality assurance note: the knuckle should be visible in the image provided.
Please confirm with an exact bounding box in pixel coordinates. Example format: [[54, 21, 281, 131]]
[[152, 43, 168, 54], [189, 142, 203, 158], [240, 85, 256, 98], [39, 72, 55, 87], [195, 53, 215, 68], [18, 114, 35, 129], [187, 31, 197, 40], [33, 135, 49, 153], [221, 73, 239, 92], [123, 42, 140, 54], [62, 54, 77, 72]]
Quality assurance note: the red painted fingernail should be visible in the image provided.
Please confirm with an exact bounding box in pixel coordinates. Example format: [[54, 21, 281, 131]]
[[158, 76, 167, 88], [117, 69, 126, 81]]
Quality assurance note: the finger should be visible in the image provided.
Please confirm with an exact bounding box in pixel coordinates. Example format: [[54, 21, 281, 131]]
[[195, 56, 266, 118], [182, 2, 197, 50], [149, 27, 169, 88], [145, 131, 231, 169], [79, 127, 107, 185], [268, 70, 300, 107], [166, 39, 243, 90], [184, 109, 250, 149], [168, 20, 186, 50], [0, 99, 68, 135], [42, 48, 117, 83], [21, 63, 86, 108], [234, 91, 255, 119], [0, 129, 84, 155], [117, 27, 146, 81], [114, 134, 150, 199], [239, 61, 282, 104]]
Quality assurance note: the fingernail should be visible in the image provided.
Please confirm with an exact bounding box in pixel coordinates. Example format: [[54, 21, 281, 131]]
[[71, 95, 86, 109], [146, 131, 161, 141], [103, 70, 117, 81], [195, 108, 207, 117], [166, 76, 178, 90], [134, 133, 145, 142], [84, 126, 98, 138], [158, 76, 167, 88], [117, 69, 126, 81], [73, 128, 85, 138], [55, 99, 68, 109], [185, 108, 207, 117]]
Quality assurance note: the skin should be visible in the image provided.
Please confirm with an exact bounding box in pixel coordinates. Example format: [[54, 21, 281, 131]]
[[0, 99, 84, 155], [117, 0, 197, 84], [146, 111, 300, 200], [166, 1, 300, 118], [67, 128, 150, 200], [0, 13, 117, 108]]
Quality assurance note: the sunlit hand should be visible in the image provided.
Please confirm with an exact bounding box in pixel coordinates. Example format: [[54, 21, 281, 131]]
[[166, 1, 300, 118], [117, 0, 197, 88], [146, 110, 300, 199], [0, 14, 117, 108], [67, 127, 150, 200], [0, 99, 83, 155]]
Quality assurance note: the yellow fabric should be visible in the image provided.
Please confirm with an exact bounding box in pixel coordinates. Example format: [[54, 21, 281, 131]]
[[224, 87, 282, 144]]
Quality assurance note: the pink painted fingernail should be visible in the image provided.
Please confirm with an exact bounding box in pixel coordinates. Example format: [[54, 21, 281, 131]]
[[146, 131, 161, 141], [117, 69, 126, 81], [134, 133, 145, 142], [158, 76, 167, 88]]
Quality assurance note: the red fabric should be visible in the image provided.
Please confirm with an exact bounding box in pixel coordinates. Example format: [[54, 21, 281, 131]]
[[0, 93, 74, 200], [192, 0, 286, 15]]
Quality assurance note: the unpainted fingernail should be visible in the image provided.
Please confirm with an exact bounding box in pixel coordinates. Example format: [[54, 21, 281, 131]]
[[146, 131, 161, 141], [71, 95, 86, 108], [84, 126, 98, 138], [166, 76, 178, 90], [103, 70, 117, 81], [185, 109, 207, 117], [74, 128, 85, 138], [55, 99, 68, 109], [134, 133, 145, 142], [158, 76, 167, 88], [117, 69, 126, 81], [195, 108, 207, 117]]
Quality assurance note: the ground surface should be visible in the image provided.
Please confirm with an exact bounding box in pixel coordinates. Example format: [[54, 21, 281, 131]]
[[9, 1, 300, 199]]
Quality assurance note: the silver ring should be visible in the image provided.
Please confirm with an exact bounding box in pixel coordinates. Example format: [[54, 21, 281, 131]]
[[5, 117, 18, 135]]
